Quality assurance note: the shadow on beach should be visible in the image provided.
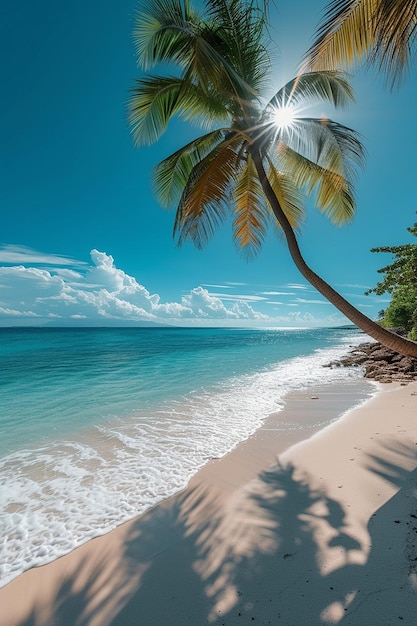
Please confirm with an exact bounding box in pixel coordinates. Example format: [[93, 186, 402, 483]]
[[9, 437, 417, 626]]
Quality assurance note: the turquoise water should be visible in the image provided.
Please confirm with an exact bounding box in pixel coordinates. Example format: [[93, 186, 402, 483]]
[[0, 326, 372, 586], [0, 326, 364, 453]]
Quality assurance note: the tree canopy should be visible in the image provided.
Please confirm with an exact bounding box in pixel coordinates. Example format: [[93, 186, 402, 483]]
[[366, 216, 417, 339]]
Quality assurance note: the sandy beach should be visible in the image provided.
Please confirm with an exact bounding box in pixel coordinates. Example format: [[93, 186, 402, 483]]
[[1, 379, 417, 626]]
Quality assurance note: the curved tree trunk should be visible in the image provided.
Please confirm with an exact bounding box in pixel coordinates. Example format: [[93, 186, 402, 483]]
[[251, 148, 417, 358]]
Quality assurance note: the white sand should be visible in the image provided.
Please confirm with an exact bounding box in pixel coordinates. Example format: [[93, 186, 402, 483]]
[[1, 381, 416, 625]]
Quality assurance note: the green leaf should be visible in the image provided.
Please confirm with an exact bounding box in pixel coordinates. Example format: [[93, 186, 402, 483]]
[[129, 76, 184, 145], [154, 130, 226, 206]]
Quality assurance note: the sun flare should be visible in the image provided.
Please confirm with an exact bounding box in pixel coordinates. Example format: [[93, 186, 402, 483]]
[[273, 105, 295, 130]]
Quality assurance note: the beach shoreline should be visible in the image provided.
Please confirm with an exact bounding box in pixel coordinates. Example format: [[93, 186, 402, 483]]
[[1, 377, 416, 625]]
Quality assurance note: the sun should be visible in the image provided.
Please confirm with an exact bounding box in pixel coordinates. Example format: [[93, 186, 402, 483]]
[[273, 105, 295, 130]]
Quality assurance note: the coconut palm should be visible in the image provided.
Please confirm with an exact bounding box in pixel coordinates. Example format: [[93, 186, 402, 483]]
[[129, 0, 417, 357], [305, 0, 417, 86]]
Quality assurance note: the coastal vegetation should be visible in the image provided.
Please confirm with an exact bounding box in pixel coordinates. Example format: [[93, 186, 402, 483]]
[[129, 0, 417, 357], [366, 217, 417, 340]]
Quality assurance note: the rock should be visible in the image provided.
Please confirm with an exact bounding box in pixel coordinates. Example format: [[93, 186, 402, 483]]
[[324, 339, 417, 384]]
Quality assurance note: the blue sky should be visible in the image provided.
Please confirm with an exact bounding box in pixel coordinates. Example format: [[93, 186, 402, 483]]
[[1, 0, 416, 327]]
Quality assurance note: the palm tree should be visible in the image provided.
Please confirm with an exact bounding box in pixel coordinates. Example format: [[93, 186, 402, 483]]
[[304, 0, 417, 86], [129, 0, 417, 357]]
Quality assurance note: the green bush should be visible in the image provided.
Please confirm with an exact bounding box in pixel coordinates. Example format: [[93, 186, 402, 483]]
[[382, 286, 417, 332]]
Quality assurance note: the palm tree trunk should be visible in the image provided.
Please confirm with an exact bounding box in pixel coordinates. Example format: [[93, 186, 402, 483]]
[[250, 148, 417, 358]]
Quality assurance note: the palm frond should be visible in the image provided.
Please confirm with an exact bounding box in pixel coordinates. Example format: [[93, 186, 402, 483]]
[[264, 157, 305, 231], [206, 0, 271, 92], [186, 33, 259, 100], [174, 140, 242, 247], [134, 0, 264, 106], [304, 0, 417, 86], [304, 0, 377, 72], [372, 0, 417, 84], [232, 154, 269, 256], [129, 75, 230, 145], [129, 76, 184, 145], [179, 81, 232, 127], [154, 130, 226, 207], [277, 117, 365, 184], [279, 144, 356, 224], [133, 0, 200, 69], [265, 70, 355, 113]]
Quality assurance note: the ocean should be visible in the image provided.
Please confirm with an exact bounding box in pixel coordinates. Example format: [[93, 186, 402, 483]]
[[0, 326, 374, 587]]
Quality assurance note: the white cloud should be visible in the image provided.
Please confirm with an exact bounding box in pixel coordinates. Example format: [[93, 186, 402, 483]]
[[231, 300, 268, 319], [285, 311, 346, 325], [201, 284, 234, 289], [208, 292, 267, 302], [294, 298, 331, 305], [285, 283, 311, 290], [181, 286, 267, 320], [0, 248, 268, 326], [336, 283, 370, 290], [53, 269, 84, 280], [224, 282, 247, 286], [0, 306, 39, 317], [182, 287, 234, 318], [260, 291, 296, 296], [0, 245, 86, 267]]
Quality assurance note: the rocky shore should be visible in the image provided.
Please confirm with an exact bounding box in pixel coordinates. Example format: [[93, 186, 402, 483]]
[[326, 340, 417, 383]]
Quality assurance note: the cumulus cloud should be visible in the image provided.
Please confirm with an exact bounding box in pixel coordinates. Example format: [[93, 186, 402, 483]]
[[181, 286, 267, 320], [0, 248, 267, 326]]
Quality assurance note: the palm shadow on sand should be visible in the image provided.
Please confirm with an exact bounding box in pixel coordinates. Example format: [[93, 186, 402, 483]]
[[12, 437, 417, 626]]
